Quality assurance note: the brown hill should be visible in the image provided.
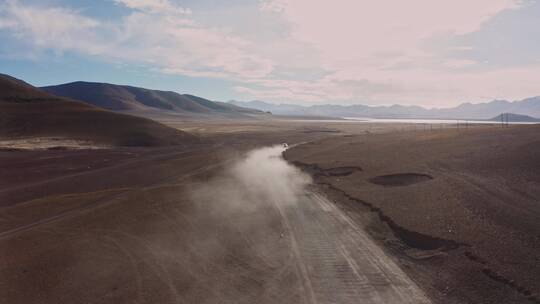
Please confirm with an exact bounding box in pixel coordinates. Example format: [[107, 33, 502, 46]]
[[0, 74, 198, 147], [41, 81, 263, 116]]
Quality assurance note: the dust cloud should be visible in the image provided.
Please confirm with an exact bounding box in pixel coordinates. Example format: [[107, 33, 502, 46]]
[[190, 145, 312, 213], [171, 145, 313, 302]]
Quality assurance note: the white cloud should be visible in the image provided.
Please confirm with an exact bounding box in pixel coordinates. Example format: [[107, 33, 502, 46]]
[[442, 59, 477, 69], [116, 11, 274, 78], [246, 0, 530, 105], [0, 0, 273, 79], [261, 0, 519, 69], [113, 0, 192, 15], [1, 0, 539, 106], [0, 0, 102, 54]]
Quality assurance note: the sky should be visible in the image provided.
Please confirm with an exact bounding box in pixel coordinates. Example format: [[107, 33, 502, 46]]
[[1, 0, 539, 107]]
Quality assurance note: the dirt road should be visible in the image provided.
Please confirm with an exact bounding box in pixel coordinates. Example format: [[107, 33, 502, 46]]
[[0, 140, 431, 303], [277, 189, 430, 304]]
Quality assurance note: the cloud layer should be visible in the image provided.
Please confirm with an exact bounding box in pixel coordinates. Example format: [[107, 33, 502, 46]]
[[0, 0, 273, 78], [1, 0, 540, 106]]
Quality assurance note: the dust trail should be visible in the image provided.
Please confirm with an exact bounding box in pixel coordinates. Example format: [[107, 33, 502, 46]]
[[190, 145, 311, 212], [182, 145, 312, 302], [185, 145, 431, 303]]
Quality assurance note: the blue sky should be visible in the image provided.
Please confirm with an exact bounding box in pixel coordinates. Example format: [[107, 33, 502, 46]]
[[1, 0, 539, 107]]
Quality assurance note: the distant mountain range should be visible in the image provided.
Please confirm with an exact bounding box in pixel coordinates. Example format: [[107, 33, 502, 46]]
[[229, 98, 540, 120], [42, 82, 264, 118], [7, 72, 540, 123]]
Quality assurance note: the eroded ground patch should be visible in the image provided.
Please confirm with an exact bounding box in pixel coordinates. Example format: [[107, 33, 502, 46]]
[[369, 173, 433, 187]]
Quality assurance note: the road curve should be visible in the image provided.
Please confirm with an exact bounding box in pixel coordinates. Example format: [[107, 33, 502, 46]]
[[275, 190, 431, 304]]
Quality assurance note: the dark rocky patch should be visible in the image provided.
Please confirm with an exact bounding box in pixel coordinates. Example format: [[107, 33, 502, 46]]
[[369, 173, 433, 187], [47, 146, 70, 151], [303, 129, 341, 133], [291, 161, 361, 177], [323, 166, 362, 176]]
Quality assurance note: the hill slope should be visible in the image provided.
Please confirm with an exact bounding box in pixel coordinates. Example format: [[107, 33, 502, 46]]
[[0, 74, 198, 147], [42, 82, 263, 116]]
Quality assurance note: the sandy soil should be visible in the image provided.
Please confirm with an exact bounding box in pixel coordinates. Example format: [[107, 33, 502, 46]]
[[1, 118, 537, 303], [0, 120, 342, 303], [0, 137, 110, 151], [285, 124, 540, 304]]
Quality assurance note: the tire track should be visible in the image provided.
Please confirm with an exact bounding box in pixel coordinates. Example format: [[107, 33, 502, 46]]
[[278, 190, 432, 303]]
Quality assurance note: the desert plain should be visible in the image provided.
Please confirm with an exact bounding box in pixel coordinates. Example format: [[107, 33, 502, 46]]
[[1, 117, 539, 304]]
